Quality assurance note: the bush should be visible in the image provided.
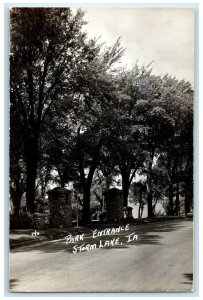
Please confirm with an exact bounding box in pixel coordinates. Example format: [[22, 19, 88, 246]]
[[10, 214, 32, 229]]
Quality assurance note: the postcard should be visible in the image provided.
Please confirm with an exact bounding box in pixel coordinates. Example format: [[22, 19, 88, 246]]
[[9, 6, 194, 293]]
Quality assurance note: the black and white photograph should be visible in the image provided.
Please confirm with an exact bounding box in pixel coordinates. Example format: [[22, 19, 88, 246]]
[[9, 5, 194, 293]]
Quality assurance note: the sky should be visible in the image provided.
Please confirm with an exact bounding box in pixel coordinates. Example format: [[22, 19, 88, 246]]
[[81, 8, 194, 85]]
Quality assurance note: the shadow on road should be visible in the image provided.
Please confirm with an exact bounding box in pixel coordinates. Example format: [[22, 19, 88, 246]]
[[10, 220, 191, 254], [183, 273, 193, 281], [181, 273, 193, 285], [9, 279, 19, 289]]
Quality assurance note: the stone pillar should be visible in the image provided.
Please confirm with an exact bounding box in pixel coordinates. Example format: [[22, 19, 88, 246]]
[[105, 188, 124, 223], [48, 187, 72, 227], [31, 198, 50, 229]]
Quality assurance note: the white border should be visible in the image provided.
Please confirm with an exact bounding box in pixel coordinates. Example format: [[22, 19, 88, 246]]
[[1, 1, 201, 300]]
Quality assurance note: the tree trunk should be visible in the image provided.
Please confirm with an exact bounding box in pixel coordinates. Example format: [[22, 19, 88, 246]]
[[11, 195, 21, 216], [175, 182, 180, 216], [123, 180, 130, 207], [10, 185, 23, 216], [184, 189, 191, 216], [105, 175, 110, 192], [146, 162, 154, 218], [138, 190, 143, 218], [40, 180, 46, 199], [138, 203, 144, 219], [147, 192, 153, 218], [168, 183, 174, 216], [121, 170, 130, 207], [81, 184, 91, 224], [141, 205, 144, 218], [56, 163, 65, 188], [25, 157, 38, 213], [24, 135, 39, 213], [77, 129, 101, 224]]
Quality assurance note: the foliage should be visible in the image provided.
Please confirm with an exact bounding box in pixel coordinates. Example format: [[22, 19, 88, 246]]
[[10, 8, 193, 224]]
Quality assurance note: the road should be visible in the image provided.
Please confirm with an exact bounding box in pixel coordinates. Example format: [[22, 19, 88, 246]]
[[9, 219, 193, 293]]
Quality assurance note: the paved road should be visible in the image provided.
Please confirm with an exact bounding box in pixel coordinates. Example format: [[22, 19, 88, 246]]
[[9, 219, 193, 292]]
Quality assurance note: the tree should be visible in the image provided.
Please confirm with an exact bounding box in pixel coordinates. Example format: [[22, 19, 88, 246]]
[[155, 77, 193, 215], [135, 74, 183, 217], [104, 65, 151, 207], [68, 39, 124, 223], [176, 87, 193, 215], [10, 7, 99, 212]]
